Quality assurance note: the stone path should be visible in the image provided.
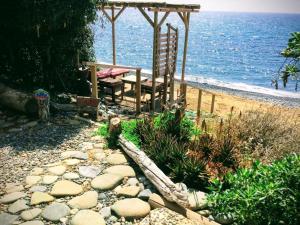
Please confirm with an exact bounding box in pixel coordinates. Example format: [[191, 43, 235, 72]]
[[0, 115, 207, 225]]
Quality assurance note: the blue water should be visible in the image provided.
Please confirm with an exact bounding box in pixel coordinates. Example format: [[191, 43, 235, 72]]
[[93, 10, 300, 92]]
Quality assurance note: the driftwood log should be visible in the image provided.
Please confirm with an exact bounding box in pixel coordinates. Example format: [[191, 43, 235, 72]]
[[0, 82, 38, 115], [118, 134, 189, 207]]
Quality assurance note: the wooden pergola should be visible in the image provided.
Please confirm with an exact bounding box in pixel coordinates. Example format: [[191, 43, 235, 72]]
[[97, 0, 200, 111]]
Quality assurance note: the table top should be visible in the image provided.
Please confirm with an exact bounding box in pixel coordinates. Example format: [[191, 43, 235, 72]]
[[97, 68, 130, 79], [122, 75, 148, 83], [99, 77, 123, 86]]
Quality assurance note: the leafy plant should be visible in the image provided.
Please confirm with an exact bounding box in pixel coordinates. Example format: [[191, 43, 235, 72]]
[[96, 123, 109, 137], [208, 154, 300, 225], [121, 120, 141, 148]]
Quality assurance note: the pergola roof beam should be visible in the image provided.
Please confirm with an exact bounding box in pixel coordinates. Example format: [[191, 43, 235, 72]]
[[138, 7, 154, 27]]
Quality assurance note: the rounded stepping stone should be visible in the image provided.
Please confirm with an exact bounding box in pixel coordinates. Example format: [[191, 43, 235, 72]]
[[107, 153, 127, 165], [5, 184, 24, 194], [0, 192, 26, 204], [0, 213, 18, 225], [42, 202, 70, 221], [67, 191, 98, 209], [21, 208, 42, 220], [64, 159, 80, 166], [71, 210, 105, 225], [50, 180, 83, 196], [63, 172, 80, 180], [91, 174, 123, 190], [8, 199, 29, 213], [79, 166, 101, 178], [94, 153, 106, 161], [48, 165, 66, 176], [31, 192, 54, 205], [44, 162, 62, 167], [25, 176, 41, 186], [93, 143, 105, 149], [111, 198, 150, 219], [30, 168, 44, 176], [42, 175, 58, 185], [114, 186, 140, 197], [61, 151, 88, 160], [19, 221, 44, 225], [29, 186, 47, 193], [104, 165, 136, 178]]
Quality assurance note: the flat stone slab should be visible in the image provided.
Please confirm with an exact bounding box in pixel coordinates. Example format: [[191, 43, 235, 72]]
[[111, 198, 150, 219], [5, 184, 24, 194], [25, 176, 41, 186], [42, 202, 70, 221], [42, 175, 58, 185], [71, 210, 105, 225], [103, 165, 136, 178], [0, 213, 18, 225], [138, 189, 152, 200], [61, 151, 88, 160], [107, 153, 128, 165], [94, 153, 106, 161], [19, 221, 44, 225], [31, 192, 55, 205], [115, 186, 140, 197], [47, 165, 66, 176], [21, 208, 42, 221], [63, 172, 80, 180], [50, 180, 83, 196], [8, 199, 29, 214], [67, 191, 98, 209], [79, 166, 101, 178], [30, 168, 44, 176], [91, 174, 123, 191], [0, 192, 26, 204], [29, 186, 47, 193], [64, 159, 80, 166]]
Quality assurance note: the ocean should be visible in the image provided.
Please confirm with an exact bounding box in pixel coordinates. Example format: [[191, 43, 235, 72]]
[[93, 10, 300, 94]]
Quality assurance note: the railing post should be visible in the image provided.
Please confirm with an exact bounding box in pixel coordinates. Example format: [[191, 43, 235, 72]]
[[196, 89, 202, 125], [91, 65, 98, 99], [211, 94, 215, 114], [136, 68, 141, 114]]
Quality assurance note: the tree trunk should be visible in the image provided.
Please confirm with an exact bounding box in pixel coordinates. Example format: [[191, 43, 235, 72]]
[[0, 82, 38, 116]]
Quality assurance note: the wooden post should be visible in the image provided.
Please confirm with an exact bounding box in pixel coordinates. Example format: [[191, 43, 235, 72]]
[[196, 89, 202, 125], [180, 82, 187, 106], [151, 11, 158, 112], [112, 6, 116, 65], [211, 94, 215, 114], [91, 65, 98, 99], [181, 12, 190, 82], [136, 68, 141, 114], [163, 25, 171, 105]]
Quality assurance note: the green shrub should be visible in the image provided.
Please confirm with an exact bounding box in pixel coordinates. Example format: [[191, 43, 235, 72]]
[[96, 123, 109, 137], [121, 120, 141, 148], [208, 154, 300, 225]]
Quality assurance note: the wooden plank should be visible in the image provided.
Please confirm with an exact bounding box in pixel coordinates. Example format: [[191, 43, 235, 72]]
[[211, 94, 215, 114], [77, 96, 100, 108], [158, 12, 170, 27], [101, 7, 112, 23], [196, 89, 202, 125], [181, 12, 190, 81], [136, 68, 141, 114], [151, 11, 158, 112], [114, 6, 126, 21], [90, 65, 98, 99], [112, 6, 116, 65], [160, 36, 176, 42], [83, 62, 140, 71], [148, 7, 199, 13], [138, 7, 154, 27]]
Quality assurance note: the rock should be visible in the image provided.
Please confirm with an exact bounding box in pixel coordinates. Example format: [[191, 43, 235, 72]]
[[98, 193, 106, 200], [93, 143, 105, 149], [31, 192, 55, 205], [91, 174, 123, 190], [0, 213, 18, 225], [5, 184, 24, 194], [78, 166, 101, 178], [71, 210, 105, 225], [103, 165, 135, 178], [63, 172, 80, 180], [188, 191, 208, 210], [0, 192, 26, 204], [67, 191, 98, 209], [50, 180, 83, 196], [115, 186, 140, 197], [8, 200, 29, 214], [126, 178, 139, 186], [29, 186, 47, 193], [99, 207, 111, 219], [20, 208, 42, 220], [106, 153, 127, 165], [138, 189, 152, 200], [213, 214, 234, 225], [30, 168, 44, 176], [111, 198, 150, 219], [42, 175, 58, 185], [64, 159, 80, 166], [61, 151, 88, 160], [48, 165, 66, 176], [45, 162, 62, 167], [25, 176, 41, 186], [70, 208, 79, 215], [197, 210, 211, 217], [42, 203, 70, 221], [140, 208, 197, 225], [19, 220, 44, 225]]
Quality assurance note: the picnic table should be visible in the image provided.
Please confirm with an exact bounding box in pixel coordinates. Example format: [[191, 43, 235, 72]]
[[97, 68, 130, 79], [98, 78, 124, 102]]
